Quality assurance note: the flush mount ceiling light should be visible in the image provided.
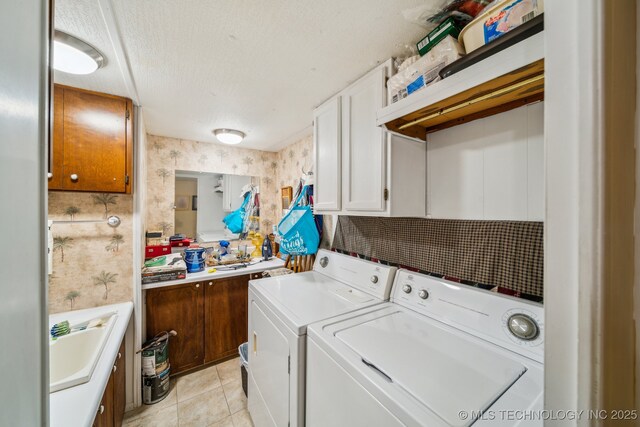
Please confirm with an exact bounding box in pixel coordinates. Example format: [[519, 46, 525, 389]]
[[54, 30, 105, 75], [213, 129, 245, 145]]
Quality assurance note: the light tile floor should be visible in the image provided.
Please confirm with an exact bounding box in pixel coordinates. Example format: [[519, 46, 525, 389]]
[[124, 357, 253, 427]]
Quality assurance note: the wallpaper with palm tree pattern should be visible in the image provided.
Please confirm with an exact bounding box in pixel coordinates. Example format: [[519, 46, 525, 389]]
[[48, 132, 327, 314], [145, 134, 318, 238], [48, 191, 133, 313]]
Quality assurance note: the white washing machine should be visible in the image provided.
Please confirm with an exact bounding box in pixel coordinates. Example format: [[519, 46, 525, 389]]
[[306, 269, 544, 427], [247, 249, 398, 427]]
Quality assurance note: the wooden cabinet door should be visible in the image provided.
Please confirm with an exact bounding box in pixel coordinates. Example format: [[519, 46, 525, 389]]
[[204, 275, 249, 363], [50, 85, 133, 193], [313, 96, 342, 212], [50, 85, 65, 190], [93, 371, 114, 427], [146, 282, 204, 374], [114, 339, 126, 427], [62, 87, 129, 192], [341, 63, 389, 212]]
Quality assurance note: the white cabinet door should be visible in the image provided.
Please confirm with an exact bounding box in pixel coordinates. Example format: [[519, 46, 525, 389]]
[[342, 65, 388, 212], [222, 174, 251, 212], [313, 96, 341, 212], [222, 176, 233, 212], [427, 102, 544, 220]]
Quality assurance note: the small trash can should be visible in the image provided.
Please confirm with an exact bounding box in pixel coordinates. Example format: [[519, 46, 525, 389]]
[[239, 342, 249, 397]]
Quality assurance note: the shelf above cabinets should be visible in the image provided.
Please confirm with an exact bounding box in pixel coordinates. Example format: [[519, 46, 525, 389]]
[[377, 32, 544, 141]]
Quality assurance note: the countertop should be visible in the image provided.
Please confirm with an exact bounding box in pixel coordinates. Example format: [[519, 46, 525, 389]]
[[141, 257, 285, 290], [49, 302, 133, 427]]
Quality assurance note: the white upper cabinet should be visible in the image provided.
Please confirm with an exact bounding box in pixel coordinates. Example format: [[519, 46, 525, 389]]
[[341, 64, 387, 212], [313, 60, 426, 217], [313, 96, 341, 211], [427, 102, 544, 221], [222, 174, 251, 212]]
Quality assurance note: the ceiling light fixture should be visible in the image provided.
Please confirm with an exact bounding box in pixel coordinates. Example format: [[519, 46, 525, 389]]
[[213, 129, 245, 145], [53, 30, 105, 75]]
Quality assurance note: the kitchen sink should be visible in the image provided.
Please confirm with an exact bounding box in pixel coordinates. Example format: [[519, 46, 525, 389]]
[[49, 314, 116, 393]]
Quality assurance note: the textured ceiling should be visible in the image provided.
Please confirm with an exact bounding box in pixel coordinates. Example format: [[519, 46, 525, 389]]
[[56, 0, 436, 151], [54, 0, 130, 98]]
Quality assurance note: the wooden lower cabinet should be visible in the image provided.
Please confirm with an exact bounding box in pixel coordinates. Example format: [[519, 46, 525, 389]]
[[114, 339, 126, 427], [204, 275, 249, 363], [93, 337, 126, 427], [145, 282, 205, 374], [145, 275, 251, 375]]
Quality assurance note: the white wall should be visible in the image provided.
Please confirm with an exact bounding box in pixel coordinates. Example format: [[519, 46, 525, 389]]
[[131, 107, 147, 409], [0, 1, 49, 425], [427, 102, 544, 221], [197, 174, 225, 233], [545, 0, 602, 416]]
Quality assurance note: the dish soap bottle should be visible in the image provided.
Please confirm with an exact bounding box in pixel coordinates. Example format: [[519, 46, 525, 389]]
[[261, 235, 273, 260]]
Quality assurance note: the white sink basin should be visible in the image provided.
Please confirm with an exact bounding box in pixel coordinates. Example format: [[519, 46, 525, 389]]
[[49, 314, 116, 393]]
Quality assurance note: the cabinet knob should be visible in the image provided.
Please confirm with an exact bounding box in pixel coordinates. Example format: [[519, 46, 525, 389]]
[[70, 174, 78, 181], [113, 365, 117, 373], [208, 282, 213, 286], [99, 405, 104, 414], [195, 284, 200, 288], [47, 172, 53, 179], [117, 352, 122, 360]]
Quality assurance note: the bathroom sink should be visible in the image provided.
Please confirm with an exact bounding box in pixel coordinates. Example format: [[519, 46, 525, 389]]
[[49, 314, 116, 393]]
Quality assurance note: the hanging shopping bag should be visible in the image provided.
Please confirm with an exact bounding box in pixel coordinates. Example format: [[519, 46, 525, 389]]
[[222, 193, 250, 234], [278, 186, 320, 255]]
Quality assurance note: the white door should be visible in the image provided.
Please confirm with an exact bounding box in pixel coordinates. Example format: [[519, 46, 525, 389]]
[[223, 174, 251, 212], [249, 300, 290, 427], [313, 96, 341, 212], [342, 65, 387, 212], [222, 175, 233, 212]]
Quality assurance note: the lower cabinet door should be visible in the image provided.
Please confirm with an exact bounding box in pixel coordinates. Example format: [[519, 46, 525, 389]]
[[94, 373, 114, 427], [146, 282, 205, 374], [204, 275, 249, 363], [114, 339, 126, 427]]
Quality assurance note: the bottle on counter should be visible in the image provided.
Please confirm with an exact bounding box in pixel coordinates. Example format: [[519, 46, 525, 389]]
[[261, 235, 273, 260]]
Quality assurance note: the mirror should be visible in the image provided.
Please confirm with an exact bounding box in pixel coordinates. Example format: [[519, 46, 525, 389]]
[[174, 171, 259, 243]]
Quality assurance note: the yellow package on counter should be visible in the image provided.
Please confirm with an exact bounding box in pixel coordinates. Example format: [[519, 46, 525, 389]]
[[388, 35, 465, 104]]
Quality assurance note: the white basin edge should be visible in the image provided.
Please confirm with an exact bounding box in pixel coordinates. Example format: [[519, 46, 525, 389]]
[[49, 313, 118, 393]]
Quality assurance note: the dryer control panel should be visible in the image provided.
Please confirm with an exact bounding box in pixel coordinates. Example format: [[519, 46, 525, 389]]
[[391, 270, 544, 363], [313, 249, 397, 301]]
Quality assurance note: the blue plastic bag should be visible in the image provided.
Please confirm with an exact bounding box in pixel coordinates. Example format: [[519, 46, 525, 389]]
[[222, 193, 250, 234], [278, 186, 320, 255]]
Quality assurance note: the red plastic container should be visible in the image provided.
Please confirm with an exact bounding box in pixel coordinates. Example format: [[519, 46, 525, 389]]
[[170, 239, 192, 248], [145, 245, 171, 259]]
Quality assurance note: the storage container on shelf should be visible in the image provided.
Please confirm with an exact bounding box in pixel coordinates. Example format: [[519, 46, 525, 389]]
[[388, 35, 465, 104], [458, 0, 544, 54]]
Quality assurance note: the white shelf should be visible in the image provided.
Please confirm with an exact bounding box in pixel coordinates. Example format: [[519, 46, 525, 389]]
[[377, 32, 544, 140]]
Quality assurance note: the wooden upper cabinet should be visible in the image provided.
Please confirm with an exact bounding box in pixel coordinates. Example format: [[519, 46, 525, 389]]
[[50, 84, 133, 193], [204, 275, 249, 363], [146, 282, 205, 374]]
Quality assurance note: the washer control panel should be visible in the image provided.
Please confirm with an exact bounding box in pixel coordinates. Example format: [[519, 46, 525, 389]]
[[501, 309, 544, 348], [391, 270, 544, 362]]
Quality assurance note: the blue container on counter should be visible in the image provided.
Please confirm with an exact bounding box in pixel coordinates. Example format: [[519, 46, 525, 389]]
[[184, 248, 206, 273]]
